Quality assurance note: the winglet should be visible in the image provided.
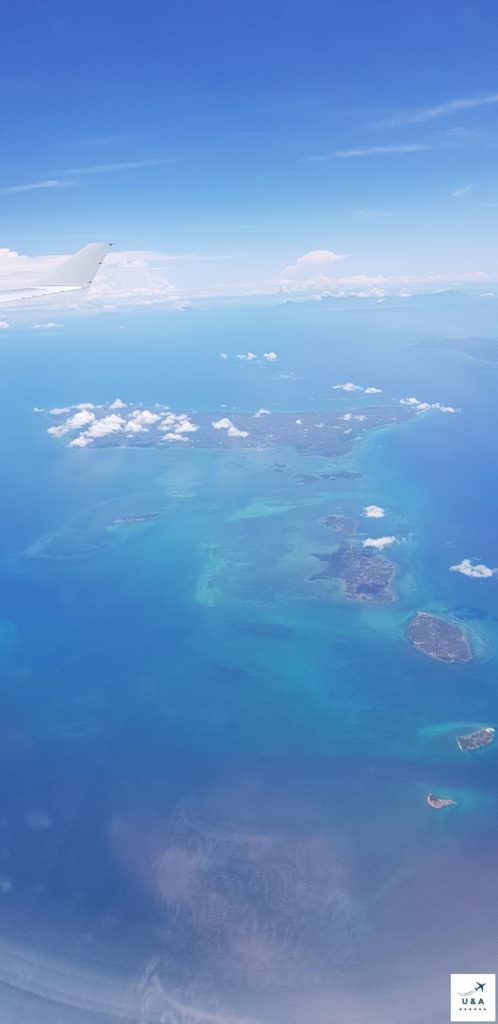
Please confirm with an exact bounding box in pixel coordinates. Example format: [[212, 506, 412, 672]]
[[42, 242, 111, 288]]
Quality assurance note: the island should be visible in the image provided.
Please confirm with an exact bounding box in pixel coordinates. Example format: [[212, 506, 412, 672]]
[[41, 401, 416, 459], [319, 515, 358, 535], [111, 514, 159, 526], [426, 794, 457, 810], [311, 543, 395, 602], [407, 611, 472, 663], [456, 727, 495, 752]]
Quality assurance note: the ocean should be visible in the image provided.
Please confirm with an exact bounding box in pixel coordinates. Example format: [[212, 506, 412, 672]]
[[0, 296, 497, 1023]]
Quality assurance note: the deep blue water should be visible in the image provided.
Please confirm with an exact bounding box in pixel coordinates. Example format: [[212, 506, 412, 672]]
[[0, 297, 498, 1023]]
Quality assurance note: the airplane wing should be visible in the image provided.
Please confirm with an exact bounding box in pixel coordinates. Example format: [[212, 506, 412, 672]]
[[0, 242, 111, 304]]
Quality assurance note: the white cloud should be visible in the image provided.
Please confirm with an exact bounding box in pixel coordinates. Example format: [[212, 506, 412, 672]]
[[0, 247, 187, 312], [332, 144, 433, 159], [399, 397, 459, 414], [284, 249, 348, 274], [69, 434, 92, 448], [47, 424, 69, 437], [30, 322, 64, 329], [263, 351, 278, 361], [110, 398, 126, 409], [65, 409, 96, 430], [212, 417, 234, 430], [162, 431, 189, 442], [0, 179, 68, 195], [452, 185, 472, 199], [363, 536, 396, 550], [47, 408, 95, 436], [377, 93, 498, 128], [237, 352, 258, 361], [174, 416, 198, 433], [295, 418, 303, 425], [124, 419, 147, 434], [128, 409, 161, 425], [86, 413, 125, 438], [219, 352, 228, 359], [450, 558, 497, 579], [49, 406, 71, 415], [400, 396, 422, 406], [333, 382, 363, 392], [0, 321, 11, 329], [364, 386, 382, 394], [363, 505, 385, 518], [254, 408, 271, 417], [211, 416, 248, 437], [53, 158, 181, 178], [227, 425, 249, 437]]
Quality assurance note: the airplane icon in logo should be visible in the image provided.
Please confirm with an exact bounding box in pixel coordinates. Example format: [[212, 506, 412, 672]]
[[475, 982, 486, 993]]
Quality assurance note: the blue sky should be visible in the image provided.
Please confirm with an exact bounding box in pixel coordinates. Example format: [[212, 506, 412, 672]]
[[2, 0, 498, 306]]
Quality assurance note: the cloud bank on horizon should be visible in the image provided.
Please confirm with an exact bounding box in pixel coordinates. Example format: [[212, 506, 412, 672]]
[[0, 244, 496, 314]]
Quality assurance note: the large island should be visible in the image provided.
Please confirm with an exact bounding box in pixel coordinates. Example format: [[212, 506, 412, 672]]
[[407, 611, 472, 663], [311, 543, 395, 602], [41, 401, 415, 459]]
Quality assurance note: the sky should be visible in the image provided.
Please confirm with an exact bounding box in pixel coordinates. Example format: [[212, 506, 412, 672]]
[[2, 0, 498, 310]]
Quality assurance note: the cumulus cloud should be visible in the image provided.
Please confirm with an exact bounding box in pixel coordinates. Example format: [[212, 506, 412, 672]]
[[86, 413, 125, 438], [162, 431, 189, 442], [128, 409, 161, 426], [0, 321, 11, 329], [363, 536, 396, 550], [69, 434, 92, 448], [399, 396, 459, 414], [263, 351, 278, 361], [237, 352, 258, 361], [47, 408, 95, 436], [254, 408, 271, 417], [0, 247, 187, 312], [284, 249, 348, 275], [363, 505, 385, 518], [211, 417, 248, 437], [450, 558, 497, 579], [66, 409, 96, 429], [227, 425, 249, 437], [124, 419, 147, 434], [333, 382, 363, 392], [109, 398, 126, 409], [364, 386, 382, 394], [212, 417, 234, 430]]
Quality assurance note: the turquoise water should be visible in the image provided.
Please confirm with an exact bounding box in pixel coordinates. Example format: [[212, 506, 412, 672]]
[[1, 299, 498, 1022]]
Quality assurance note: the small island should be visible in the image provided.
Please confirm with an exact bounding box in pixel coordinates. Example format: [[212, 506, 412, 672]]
[[426, 794, 457, 810], [456, 727, 495, 752], [311, 543, 395, 602], [407, 611, 472, 663], [111, 513, 159, 526], [319, 515, 358, 535]]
